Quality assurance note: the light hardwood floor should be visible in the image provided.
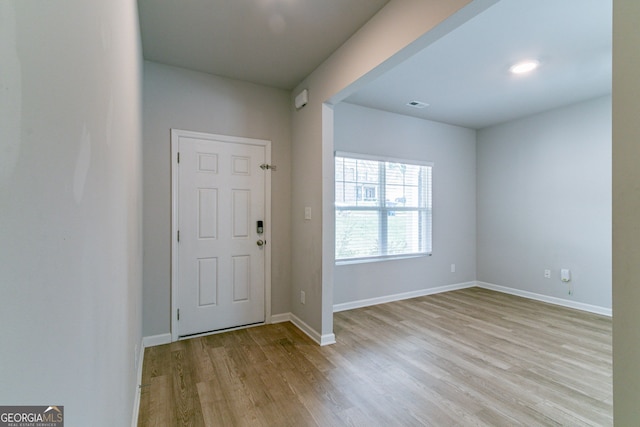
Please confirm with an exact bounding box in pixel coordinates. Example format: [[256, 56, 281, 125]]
[[137, 288, 612, 426]]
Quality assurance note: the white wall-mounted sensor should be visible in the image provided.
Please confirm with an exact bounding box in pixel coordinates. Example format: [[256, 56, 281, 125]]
[[295, 89, 308, 109], [561, 269, 571, 282]]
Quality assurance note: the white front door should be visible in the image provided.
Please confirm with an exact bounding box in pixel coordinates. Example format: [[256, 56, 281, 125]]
[[172, 130, 270, 338]]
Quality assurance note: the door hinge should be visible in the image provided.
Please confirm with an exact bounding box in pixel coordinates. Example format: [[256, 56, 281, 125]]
[[259, 163, 277, 171], [177, 230, 180, 242], [177, 309, 180, 321], [177, 152, 180, 163]]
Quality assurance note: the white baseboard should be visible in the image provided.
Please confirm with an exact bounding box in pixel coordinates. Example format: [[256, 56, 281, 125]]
[[132, 316, 332, 425], [133, 333, 170, 425], [288, 313, 336, 346], [139, 317, 334, 348], [333, 281, 477, 313], [131, 339, 145, 427], [142, 333, 172, 348], [270, 312, 335, 345], [476, 281, 612, 317], [319, 333, 337, 346], [270, 313, 292, 324]]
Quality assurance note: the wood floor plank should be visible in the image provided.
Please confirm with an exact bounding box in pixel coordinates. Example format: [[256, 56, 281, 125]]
[[204, 346, 265, 426], [138, 288, 612, 426], [171, 349, 205, 426]]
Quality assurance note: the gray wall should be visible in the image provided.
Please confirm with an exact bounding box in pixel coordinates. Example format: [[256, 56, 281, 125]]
[[612, 0, 640, 421], [290, 0, 487, 338], [334, 103, 477, 305], [477, 96, 612, 309], [0, 0, 143, 425], [142, 61, 292, 337]]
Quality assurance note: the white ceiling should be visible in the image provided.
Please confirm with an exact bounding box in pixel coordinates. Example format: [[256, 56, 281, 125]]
[[345, 0, 612, 129], [137, 0, 612, 129], [137, 0, 390, 90]]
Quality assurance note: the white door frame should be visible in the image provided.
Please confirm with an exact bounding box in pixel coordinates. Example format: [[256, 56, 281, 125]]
[[170, 128, 272, 342]]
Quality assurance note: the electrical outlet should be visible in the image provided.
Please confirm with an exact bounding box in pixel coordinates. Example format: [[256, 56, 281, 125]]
[[451, 264, 456, 273], [300, 290, 305, 304], [544, 269, 551, 279]]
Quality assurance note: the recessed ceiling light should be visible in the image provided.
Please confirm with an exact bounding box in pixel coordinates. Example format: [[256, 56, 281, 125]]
[[509, 60, 540, 74], [407, 100, 429, 109]]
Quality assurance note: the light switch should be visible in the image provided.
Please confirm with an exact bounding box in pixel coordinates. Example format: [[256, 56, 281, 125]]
[[304, 206, 311, 220]]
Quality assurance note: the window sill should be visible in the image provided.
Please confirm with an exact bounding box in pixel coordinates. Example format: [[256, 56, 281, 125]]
[[335, 253, 432, 266]]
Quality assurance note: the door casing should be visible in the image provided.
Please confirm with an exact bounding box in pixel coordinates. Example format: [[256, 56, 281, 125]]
[[170, 128, 272, 341]]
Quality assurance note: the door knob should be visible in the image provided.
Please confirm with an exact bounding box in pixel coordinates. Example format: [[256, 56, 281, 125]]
[[256, 239, 265, 247]]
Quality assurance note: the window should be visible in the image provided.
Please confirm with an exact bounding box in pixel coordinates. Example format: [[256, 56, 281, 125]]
[[335, 152, 432, 262]]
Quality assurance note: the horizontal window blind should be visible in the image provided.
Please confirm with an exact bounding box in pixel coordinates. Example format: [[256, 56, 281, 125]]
[[335, 152, 432, 261]]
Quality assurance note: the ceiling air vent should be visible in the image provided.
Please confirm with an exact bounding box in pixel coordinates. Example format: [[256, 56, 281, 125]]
[[406, 100, 429, 109]]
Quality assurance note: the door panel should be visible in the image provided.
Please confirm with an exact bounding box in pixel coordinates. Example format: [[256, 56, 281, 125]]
[[174, 132, 267, 337], [198, 188, 217, 239]]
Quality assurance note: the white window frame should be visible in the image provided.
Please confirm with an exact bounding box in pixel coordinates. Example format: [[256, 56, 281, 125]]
[[335, 151, 433, 264]]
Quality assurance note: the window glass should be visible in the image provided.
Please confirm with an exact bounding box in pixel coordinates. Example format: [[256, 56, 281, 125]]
[[335, 153, 432, 262]]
